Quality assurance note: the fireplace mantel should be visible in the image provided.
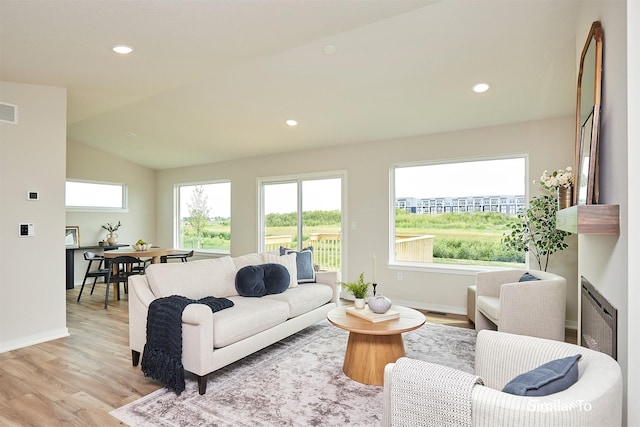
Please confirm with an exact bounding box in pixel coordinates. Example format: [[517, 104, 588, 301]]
[[556, 204, 620, 235]]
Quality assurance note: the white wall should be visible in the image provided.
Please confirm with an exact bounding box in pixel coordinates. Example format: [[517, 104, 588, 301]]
[[156, 117, 578, 322], [0, 82, 69, 351], [66, 141, 156, 285], [576, 1, 633, 424], [625, 2, 639, 425]]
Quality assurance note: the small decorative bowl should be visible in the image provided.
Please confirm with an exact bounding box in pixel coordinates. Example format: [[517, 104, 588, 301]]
[[132, 243, 151, 251]]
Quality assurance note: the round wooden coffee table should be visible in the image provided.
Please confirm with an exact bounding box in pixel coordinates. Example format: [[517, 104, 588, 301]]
[[327, 305, 426, 386]]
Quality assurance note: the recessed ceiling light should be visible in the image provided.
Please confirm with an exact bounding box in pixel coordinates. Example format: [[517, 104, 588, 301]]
[[322, 44, 337, 55], [285, 119, 298, 127], [111, 45, 134, 54], [473, 83, 490, 93]]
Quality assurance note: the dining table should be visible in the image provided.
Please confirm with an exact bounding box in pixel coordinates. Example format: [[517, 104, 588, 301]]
[[103, 247, 176, 300], [103, 247, 176, 265]]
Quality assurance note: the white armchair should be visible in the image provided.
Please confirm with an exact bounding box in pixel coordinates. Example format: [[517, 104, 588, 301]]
[[475, 269, 566, 341], [383, 330, 622, 427]]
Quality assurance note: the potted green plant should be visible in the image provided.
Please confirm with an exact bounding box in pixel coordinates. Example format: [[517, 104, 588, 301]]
[[340, 272, 371, 309], [502, 171, 571, 271]]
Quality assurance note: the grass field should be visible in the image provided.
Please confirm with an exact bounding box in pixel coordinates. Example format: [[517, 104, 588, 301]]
[[179, 210, 525, 268]]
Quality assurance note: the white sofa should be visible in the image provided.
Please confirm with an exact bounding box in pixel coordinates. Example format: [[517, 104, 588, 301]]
[[128, 252, 338, 394], [383, 330, 623, 427], [475, 269, 566, 341]]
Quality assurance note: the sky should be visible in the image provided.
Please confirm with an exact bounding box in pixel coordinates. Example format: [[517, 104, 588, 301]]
[[177, 159, 525, 218], [179, 182, 231, 218], [179, 178, 342, 217], [264, 179, 341, 214], [395, 157, 525, 199]]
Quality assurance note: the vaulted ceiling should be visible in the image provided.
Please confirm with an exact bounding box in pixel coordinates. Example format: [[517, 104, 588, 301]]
[[0, 0, 580, 170]]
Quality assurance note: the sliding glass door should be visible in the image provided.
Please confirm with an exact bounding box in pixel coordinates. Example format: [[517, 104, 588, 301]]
[[260, 175, 342, 272]]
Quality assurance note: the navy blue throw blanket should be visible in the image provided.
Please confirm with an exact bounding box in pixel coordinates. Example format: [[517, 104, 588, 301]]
[[141, 295, 234, 395]]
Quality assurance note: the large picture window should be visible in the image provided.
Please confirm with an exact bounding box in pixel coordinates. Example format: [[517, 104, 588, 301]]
[[392, 157, 526, 268], [66, 180, 127, 210], [259, 174, 343, 272], [176, 181, 231, 253]]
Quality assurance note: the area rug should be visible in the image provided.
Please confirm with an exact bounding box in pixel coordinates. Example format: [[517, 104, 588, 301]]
[[111, 320, 476, 426]]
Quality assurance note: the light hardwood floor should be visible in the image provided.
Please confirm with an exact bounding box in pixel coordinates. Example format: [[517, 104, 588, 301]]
[[0, 286, 573, 426], [0, 287, 160, 426]]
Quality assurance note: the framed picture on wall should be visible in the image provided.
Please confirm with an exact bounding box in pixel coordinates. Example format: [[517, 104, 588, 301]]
[[65, 226, 80, 247]]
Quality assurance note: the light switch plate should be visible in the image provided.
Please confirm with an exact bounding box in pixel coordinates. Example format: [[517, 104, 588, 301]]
[[19, 223, 35, 237]]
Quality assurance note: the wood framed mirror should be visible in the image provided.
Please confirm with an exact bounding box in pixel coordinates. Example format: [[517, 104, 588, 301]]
[[575, 21, 603, 205]]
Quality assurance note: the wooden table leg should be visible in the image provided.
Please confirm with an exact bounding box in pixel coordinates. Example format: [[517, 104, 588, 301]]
[[342, 332, 405, 386]]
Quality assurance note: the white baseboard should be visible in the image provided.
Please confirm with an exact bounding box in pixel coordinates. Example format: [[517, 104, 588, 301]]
[[0, 328, 70, 353], [383, 298, 467, 316]]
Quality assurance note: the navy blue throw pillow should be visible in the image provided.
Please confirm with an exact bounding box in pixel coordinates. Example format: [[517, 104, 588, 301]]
[[235, 263, 290, 297], [502, 354, 581, 396], [519, 272, 541, 282], [279, 246, 315, 283], [262, 263, 290, 295]]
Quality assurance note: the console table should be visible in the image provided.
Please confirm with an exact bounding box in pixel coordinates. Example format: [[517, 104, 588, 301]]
[[65, 244, 128, 289]]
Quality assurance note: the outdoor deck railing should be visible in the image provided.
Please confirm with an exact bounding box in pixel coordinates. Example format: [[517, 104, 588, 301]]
[[265, 233, 434, 271], [394, 235, 434, 263]]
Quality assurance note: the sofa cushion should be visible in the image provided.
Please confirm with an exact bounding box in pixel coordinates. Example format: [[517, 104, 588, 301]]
[[212, 297, 290, 347], [146, 256, 238, 299], [235, 263, 290, 297], [502, 354, 581, 396], [264, 284, 333, 318], [280, 246, 315, 283], [476, 295, 500, 323], [263, 252, 298, 288], [519, 272, 541, 282]]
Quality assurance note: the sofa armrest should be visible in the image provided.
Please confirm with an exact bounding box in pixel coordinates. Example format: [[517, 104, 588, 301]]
[[315, 270, 339, 303], [476, 269, 525, 297], [128, 274, 157, 353], [181, 303, 215, 375]]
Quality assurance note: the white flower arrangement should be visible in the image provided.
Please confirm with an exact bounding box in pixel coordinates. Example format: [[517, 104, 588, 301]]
[[536, 167, 574, 191]]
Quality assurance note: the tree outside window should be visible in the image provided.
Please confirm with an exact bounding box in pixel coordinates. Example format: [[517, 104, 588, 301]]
[[177, 182, 230, 252]]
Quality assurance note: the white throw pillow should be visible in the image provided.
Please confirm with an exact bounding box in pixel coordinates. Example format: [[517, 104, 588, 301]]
[[263, 252, 298, 288], [232, 252, 266, 270]]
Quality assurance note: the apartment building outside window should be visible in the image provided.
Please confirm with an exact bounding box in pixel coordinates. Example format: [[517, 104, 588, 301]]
[[392, 157, 526, 269]]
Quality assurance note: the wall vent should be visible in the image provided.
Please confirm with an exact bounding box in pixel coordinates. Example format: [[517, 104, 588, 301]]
[[0, 102, 18, 124]]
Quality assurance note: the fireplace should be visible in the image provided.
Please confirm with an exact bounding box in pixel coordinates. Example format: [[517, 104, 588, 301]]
[[580, 276, 617, 359]]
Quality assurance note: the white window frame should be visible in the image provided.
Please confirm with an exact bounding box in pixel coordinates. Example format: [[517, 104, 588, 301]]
[[65, 179, 128, 212], [257, 170, 347, 271], [174, 180, 231, 254], [389, 155, 529, 275]]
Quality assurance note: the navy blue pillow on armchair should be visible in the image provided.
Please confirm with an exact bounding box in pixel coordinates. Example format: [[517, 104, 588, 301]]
[[502, 354, 581, 396], [519, 272, 541, 282]]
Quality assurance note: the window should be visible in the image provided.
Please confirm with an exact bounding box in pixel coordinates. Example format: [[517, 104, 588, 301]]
[[391, 157, 526, 269], [65, 180, 127, 210], [259, 174, 343, 272], [176, 181, 231, 253]]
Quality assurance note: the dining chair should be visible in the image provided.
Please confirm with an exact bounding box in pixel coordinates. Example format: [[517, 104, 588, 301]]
[[104, 255, 146, 309], [77, 251, 110, 302], [161, 249, 194, 263]]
